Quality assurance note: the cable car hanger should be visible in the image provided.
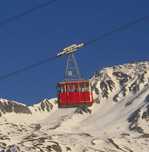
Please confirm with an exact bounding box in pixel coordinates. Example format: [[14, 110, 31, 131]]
[[57, 43, 84, 57], [57, 43, 85, 81]]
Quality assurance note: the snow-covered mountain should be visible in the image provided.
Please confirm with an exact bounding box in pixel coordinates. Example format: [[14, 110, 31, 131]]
[[0, 99, 31, 116], [0, 61, 149, 152], [0, 98, 57, 117]]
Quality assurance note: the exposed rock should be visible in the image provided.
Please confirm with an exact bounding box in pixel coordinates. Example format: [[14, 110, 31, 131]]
[[0, 99, 31, 116]]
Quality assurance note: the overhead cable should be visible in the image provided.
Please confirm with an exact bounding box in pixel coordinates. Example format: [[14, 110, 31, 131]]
[[0, 0, 58, 27], [0, 55, 57, 81], [0, 15, 148, 81], [84, 15, 149, 47]]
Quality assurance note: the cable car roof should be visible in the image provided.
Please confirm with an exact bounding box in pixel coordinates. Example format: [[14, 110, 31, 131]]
[[58, 80, 89, 85]]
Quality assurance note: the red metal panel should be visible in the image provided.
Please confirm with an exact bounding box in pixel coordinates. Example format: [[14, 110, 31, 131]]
[[58, 92, 93, 107], [57, 80, 94, 107]]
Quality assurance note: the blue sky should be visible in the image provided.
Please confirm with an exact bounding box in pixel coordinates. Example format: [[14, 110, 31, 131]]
[[0, 0, 148, 105]]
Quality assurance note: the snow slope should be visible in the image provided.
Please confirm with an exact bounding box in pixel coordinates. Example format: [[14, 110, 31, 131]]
[[0, 61, 149, 152]]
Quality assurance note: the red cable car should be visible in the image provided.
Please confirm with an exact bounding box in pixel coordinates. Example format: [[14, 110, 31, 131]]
[[57, 43, 94, 107], [57, 80, 93, 107]]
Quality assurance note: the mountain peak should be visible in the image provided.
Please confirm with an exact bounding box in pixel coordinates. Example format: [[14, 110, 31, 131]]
[[30, 98, 57, 112], [0, 98, 31, 116], [91, 61, 149, 103]]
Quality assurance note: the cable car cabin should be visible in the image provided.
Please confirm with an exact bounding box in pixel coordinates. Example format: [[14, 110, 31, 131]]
[[57, 80, 93, 107]]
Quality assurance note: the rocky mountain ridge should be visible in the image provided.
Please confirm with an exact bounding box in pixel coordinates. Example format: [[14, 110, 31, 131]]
[[91, 61, 149, 103], [0, 98, 57, 117]]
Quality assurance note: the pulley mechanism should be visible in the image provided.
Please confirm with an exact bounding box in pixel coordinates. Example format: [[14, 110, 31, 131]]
[[57, 43, 84, 57], [57, 43, 84, 81]]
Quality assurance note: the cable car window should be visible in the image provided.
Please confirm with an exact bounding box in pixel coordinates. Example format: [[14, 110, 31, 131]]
[[75, 84, 79, 92], [78, 83, 81, 92], [57, 86, 61, 93], [84, 83, 89, 91], [74, 84, 79, 92], [67, 84, 69, 92], [66, 84, 69, 92], [72, 84, 76, 92], [61, 85, 64, 93], [81, 83, 85, 92], [60, 86, 62, 93], [71, 84, 75, 92], [67, 84, 72, 92], [64, 85, 67, 92]]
